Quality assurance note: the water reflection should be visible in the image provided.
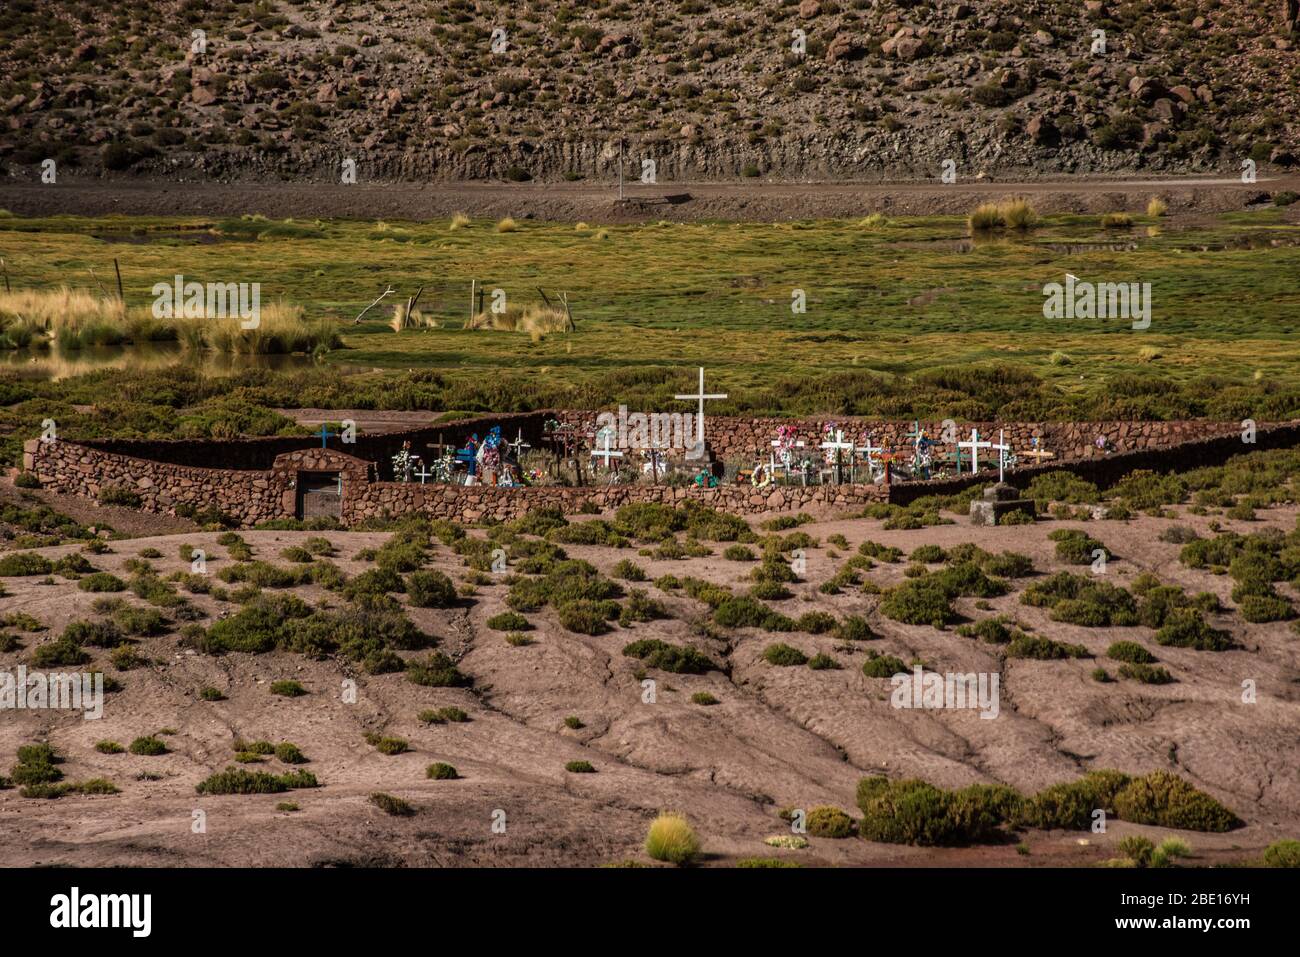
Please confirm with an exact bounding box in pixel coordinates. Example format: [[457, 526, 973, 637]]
[[0, 341, 331, 381]]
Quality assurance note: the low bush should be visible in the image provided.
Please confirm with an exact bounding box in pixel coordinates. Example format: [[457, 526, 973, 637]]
[[406, 570, 457, 608], [1107, 641, 1155, 664], [806, 805, 855, 838], [862, 652, 907, 678], [369, 792, 416, 816], [762, 643, 808, 666], [426, 762, 459, 780], [622, 638, 715, 673], [486, 611, 530, 631], [128, 736, 167, 756], [1112, 771, 1241, 832]]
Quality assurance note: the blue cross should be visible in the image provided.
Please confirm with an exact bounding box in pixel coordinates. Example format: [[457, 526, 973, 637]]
[[316, 425, 336, 448]]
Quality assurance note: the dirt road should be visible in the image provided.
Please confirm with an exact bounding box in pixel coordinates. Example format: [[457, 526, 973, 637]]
[[3, 174, 1296, 223]]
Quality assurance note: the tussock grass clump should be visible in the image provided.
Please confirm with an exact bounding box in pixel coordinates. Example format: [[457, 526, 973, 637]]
[[968, 198, 1038, 232], [426, 762, 459, 780], [1101, 211, 1133, 228], [176, 301, 340, 355], [1146, 197, 1168, 217], [467, 304, 572, 339], [645, 812, 700, 865], [369, 792, 416, 816]]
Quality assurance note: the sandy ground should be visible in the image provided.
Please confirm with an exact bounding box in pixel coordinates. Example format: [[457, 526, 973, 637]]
[[1, 487, 1297, 868], [3, 175, 1299, 223]]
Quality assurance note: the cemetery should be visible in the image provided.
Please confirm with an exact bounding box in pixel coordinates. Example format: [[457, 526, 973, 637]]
[[23, 365, 1298, 526]]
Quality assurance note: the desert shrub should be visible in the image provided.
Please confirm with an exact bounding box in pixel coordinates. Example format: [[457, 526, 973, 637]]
[[128, 736, 167, 756], [1239, 594, 1295, 623], [982, 552, 1035, 578], [723, 544, 755, 561], [807, 653, 841, 670], [762, 643, 808, 666], [855, 777, 974, 846], [1159, 525, 1200, 545], [956, 617, 1016, 644], [98, 485, 143, 507], [1107, 641, 1155, 664], [487, 611, 530, 631], [1154, 610, 1233, 650], [612, 558, 647, 581], [1006, 635, 1090, 660], [836, 615, 878, 641], [879, 579, 957, 628], [366, 734, 408, 755], [681, 577, 733, 608], [275, 743, 307, 764], [645, 812, 700, 865], [112, 605, 168, 637], [95, 740, 124, 754], [78, 572, 127, 592], [203, 594, 313, 654], [1021, 572, 1138, 626], [806, 806, 855, 838], [1108, 470, 1186, 509], [406, 570, 456, 608], [749, 581, 792, 601], [1119, 662, 1174, 684], [858, 540, 903, 562], [557, 600, 616, 635], [565, 760, 595, 773], [199, 686, 225, 701], [1017, 772, 1129, 830], [1112, 771, 1241, 832], [30, 636, 89, 667], [909, 545, 946, 564], [691, 692, 719, 706], [419, 706, 469, 724], [622, 638, 715, 674], [369, 792, 416, 816], [1263, 840, 1300, 868], [280, 546, 313, 563], [715, 596, 785, 630], [269, 680, 306, 697], [406, 652, 470, 687], [861, 652, 907, 678], [619, 589, 668, 625], [1048, 529, 1110, 564], [1118, 835, 1155, 866], [427, 762, 460, 780], [0, 552, 53, 576], [796, 611, 838, 634], [64, 618, 126, 648]]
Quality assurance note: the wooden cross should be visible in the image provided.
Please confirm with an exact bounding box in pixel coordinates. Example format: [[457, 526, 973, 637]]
[[820, 429, 855, 485], [674, 366, 727, 450], [425, 433, 454, 456], [991, 429, 1012, 482], [589, 430, 624, 470], [1021, 436, 1055, 463], [957, 428, 993, 474]]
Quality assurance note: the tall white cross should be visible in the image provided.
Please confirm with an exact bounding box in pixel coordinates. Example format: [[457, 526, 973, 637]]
[[416, 464, 434, 484], [589, 429, 624, 469], [991, 429, 1012, 482], [957, 428, 993, 474], [674, 366, 727, 448], [820, 429, 855, 484]]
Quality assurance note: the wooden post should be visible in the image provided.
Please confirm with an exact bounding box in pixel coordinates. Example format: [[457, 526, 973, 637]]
[[404, 284, 424, 328], [113, 257, 124, 303], [2, 257, 12, 294], [469, 279, 476, 323]]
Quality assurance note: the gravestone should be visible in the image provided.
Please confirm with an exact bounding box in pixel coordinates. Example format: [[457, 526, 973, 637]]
[[969, 482, 1036, 526]]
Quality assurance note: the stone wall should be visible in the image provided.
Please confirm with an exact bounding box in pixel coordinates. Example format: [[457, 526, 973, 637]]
[[24, 415, 1292, 529], [345, 476, 888, 525], [24, 438, 284, 525]]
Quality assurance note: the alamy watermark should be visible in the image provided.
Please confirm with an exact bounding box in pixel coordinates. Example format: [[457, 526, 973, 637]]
[[152, 274, 260, 329], [890, 666, 1000, 720], [1, 666, 103, 719], [594, 405, 700, 453], [1042, 273, 1150, 329]]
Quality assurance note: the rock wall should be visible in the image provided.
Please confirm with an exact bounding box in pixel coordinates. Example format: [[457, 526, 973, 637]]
[[344, 476, 888, 525], [24, 416, 1289, 529], [24, 438, 284, 525]]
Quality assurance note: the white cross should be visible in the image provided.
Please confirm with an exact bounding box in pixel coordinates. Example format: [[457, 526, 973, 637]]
[[674, 366, 727, 448], [589, 429, 624, 469], [857, 435, 884, 473], [957, 428, 993, 474], [416, 464, 434, 484], [990, 429, 1012, 482], [821, 429, 855, 483], [507, 428, 531, 459]]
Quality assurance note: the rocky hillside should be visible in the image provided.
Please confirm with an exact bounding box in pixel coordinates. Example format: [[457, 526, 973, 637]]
[[2, 0, 1298, 183]]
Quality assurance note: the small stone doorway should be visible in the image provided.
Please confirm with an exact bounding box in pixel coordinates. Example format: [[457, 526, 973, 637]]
[[297, 471, 342, 520]]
